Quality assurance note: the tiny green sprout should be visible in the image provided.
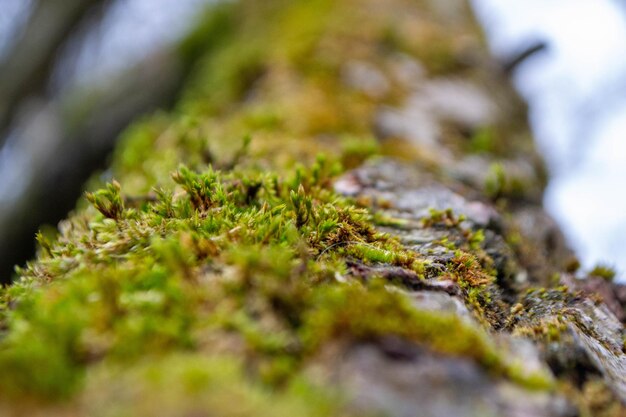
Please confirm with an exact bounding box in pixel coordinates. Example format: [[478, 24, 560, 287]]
[[85, 180, 125, 220], [172, 166, 219, 211], [152, 187, 175, 218], [438, 237, 456, 251], [35, 231, 53, 258], [422, 207, 463, 228], [349, 243, 395, 264], [290, 184, 313, 229], [468, 229, 485, 251]]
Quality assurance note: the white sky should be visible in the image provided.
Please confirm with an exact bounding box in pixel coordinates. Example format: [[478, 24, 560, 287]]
[[473, 0, 626, 279]]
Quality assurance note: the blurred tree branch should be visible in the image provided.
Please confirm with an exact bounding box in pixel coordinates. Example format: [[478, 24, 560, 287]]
[[0, 49, 184, 283], [0, 0, 108, 143]]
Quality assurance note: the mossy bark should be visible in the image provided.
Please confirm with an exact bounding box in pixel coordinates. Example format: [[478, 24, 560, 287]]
[[1, 0, 625, 416]]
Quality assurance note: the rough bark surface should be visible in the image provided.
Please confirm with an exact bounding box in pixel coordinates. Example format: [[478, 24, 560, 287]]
[[1, 0, 625, 416]]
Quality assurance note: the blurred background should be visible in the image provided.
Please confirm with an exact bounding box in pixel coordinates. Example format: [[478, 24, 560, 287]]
[[473, 0, 626, 280], [0, 0, 625, 282], [0, 0, 214, 282]]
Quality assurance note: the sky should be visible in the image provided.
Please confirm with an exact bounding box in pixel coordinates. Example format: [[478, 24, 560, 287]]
[[472, 0, 626, 280]]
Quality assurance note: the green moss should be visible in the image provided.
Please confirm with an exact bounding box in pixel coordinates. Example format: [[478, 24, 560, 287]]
[[514, 316, 567, 343], [0, 153, 543, 405], [0, 160, 399, 400], [467, 229, 485, 251], [468, 127, 496, 154], [85, 180, 125, 220], [485, 162, 507, 200], [302, 280, 500, 366], [82, 354, 355, 417], [589, 264, 616, 282], [506, 362, 554, 391], [301, 279, 552, 390], [270, 0, 335, 67], [339, 135, 381, 169], [371, 213, 409, 228], [484, 162, 532, 201], [0, 0, 569, 412], [446, 252, 494, 287], [512, 287, 577, 345], [422, 208, 466, 229]]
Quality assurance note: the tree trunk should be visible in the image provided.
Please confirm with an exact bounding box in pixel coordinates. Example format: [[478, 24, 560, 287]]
[[0, 1, 624, 416]]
